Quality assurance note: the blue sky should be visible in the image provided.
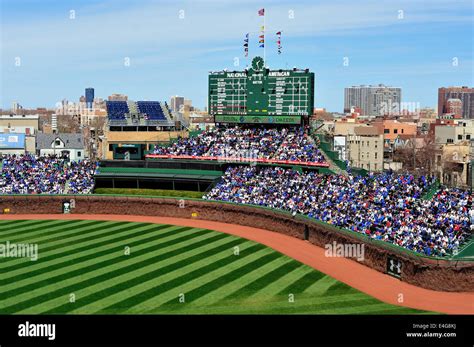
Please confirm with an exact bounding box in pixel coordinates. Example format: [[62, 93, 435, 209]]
[[1, 0, 473, 112]]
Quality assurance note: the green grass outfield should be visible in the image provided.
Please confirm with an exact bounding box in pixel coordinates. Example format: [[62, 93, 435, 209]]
[[0, 219, 430, 314]]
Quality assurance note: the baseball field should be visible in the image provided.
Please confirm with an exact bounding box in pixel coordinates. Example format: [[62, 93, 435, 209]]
[[0, 218, 426, 314]]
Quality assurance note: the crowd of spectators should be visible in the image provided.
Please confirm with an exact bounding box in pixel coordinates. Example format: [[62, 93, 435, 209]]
[[153, 126, 325, 163], [1, 148, 471, 258], [204, 166, 473, 257], [0, 154, 98, 194]]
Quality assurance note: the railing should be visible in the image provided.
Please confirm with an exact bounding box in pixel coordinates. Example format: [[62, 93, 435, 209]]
[[422, 180, 440, 200], [312, 133, 351, 172], [145, 119, 175, 126], [160, 102, 173, 121]]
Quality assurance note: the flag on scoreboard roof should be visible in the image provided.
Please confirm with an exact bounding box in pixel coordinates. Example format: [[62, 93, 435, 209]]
[[258, 9, 265, 49], [244, 33, 249, 57], [259, 26, 264, 48], [276, 31, 282, 54]]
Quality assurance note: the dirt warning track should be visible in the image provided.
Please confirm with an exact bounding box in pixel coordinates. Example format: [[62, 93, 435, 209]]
[[1, 213, 473, 315]]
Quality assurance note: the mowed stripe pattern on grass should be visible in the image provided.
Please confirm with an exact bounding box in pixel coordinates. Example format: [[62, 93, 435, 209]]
[[0, 220, 426, 314]]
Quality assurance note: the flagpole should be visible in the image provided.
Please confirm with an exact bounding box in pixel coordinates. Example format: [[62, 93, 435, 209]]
[[263, 11, 266, 67]]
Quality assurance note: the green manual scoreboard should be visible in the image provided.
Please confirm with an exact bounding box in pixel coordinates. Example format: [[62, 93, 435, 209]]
[[209, 56, 314, 124]]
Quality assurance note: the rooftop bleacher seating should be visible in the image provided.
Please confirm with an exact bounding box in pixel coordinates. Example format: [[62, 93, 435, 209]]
[[137, 101, 167, 121], [106, 101, 129, 121]]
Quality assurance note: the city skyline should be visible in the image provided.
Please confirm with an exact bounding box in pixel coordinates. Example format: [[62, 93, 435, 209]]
[[1, 0, 473, 111]]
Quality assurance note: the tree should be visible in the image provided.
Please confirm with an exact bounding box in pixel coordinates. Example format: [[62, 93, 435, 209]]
[[392, 135, 437, 176]]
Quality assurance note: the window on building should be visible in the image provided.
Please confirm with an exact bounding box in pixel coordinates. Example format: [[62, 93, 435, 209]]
[[367, 152, 369, 159], [394, 129, 398, 134], [361, 153, 364, 159], [374, 164, 377, 170], [458, 135, 463, 140], [109, 144, 114, 151], [375, 141, 378, 148], [77, 151, 82, 157], [467, 135, 471, 140], [447, 139, 454, 143], [375, 152, 378, 159], [367, 141, 369, 146], [55, 140, 61, 146], [401, 129, 404, 134], [384, 129, 389, 134]]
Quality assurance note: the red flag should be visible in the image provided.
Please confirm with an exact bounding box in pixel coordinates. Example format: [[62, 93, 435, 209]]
[[258, 8, 265, 16], [276, 31, 281, 35]]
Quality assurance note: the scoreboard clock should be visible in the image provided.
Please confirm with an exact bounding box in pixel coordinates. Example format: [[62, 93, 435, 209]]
[[209, 56, 314, 124], [252, 56, 265, 71]]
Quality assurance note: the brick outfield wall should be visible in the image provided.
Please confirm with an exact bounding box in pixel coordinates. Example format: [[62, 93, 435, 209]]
[[0, 195, 473, 293]]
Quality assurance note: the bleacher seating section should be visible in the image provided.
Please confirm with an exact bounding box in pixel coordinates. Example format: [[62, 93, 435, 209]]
[[106, 101, 129, 121], [106, 100, 173, 125], [137, 101, 166, 121]]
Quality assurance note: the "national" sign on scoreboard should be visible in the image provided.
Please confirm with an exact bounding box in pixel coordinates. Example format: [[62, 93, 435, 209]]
[[209, 56, 314, 124]]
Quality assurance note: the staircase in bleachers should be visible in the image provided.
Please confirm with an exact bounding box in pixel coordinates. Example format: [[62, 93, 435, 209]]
[[127, 101, 139, 114], [161, 102, 173, 120], [126, 101, 140, 125]]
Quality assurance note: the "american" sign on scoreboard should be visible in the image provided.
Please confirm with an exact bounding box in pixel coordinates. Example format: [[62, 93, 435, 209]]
[[209, 56, 314, 124]]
